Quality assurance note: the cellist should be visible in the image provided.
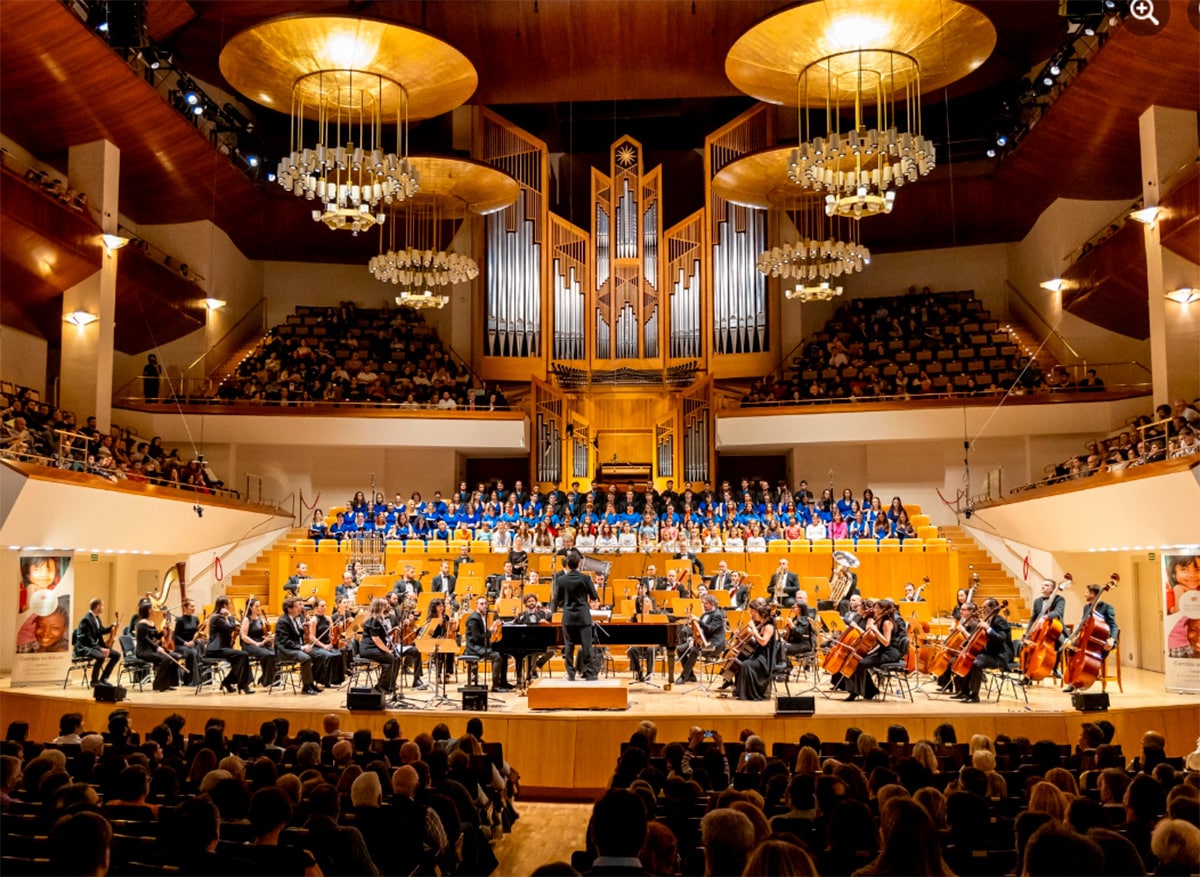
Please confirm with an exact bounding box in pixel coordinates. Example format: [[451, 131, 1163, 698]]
[[836, 598, 904, 702], [952, 597, 1013, 703], [1021, 579, 1066, 682], [1063, 583, 1119, 694]]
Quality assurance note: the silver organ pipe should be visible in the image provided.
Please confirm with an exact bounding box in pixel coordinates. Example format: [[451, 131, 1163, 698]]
[[712, 202, 767, 354], [643, 202, 657, 286], [616, 177, 637, 260], [595, 205, 610, 291], [644, 305, 658, 358]]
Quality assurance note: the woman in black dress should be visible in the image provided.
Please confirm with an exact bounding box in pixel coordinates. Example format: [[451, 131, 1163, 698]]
[[239, 598, 277, 687], [360, 597, 399, 693], [837, 598, 904, 702], [134, 600, 181, 691], [307, 599, 345, 687], [423, 598, 456, 682], [735, 598, 778, 701], [206, 595, 253, 693]]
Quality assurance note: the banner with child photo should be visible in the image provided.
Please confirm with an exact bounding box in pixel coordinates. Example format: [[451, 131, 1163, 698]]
[[13, 553, 75, 686], [1163, 552, 1200, 692]]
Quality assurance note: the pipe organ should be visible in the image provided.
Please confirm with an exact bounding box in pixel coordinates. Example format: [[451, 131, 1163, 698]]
[[551, 216, 588, 361], [666, 213, 704, 360]]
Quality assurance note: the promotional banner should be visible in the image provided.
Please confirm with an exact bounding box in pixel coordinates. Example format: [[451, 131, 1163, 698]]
[[13, 553, 75, 686], [1164, 552, 1200, 693]]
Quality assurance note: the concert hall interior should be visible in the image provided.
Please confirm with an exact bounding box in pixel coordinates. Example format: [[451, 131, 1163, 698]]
[[1, 0, 1199, 872]]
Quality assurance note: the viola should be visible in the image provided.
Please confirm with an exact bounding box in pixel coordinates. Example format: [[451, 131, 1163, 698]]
[[1020, 576, 1070, 681], [1063, 574, 1119, 690], [951, 600, 1008, 677]]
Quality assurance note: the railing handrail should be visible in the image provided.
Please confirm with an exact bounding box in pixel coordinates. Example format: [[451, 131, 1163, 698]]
[[186, 297, 268, 378], [1004, 280, 1081, 361]]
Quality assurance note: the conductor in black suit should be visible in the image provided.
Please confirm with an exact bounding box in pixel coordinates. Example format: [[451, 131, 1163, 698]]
[[552, 549, 599, 681], [275, 596, 322, 695]]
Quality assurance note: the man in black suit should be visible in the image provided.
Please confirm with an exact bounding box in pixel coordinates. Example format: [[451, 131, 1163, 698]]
[[465, 596, 513, 691], [75, 598, 120, 685], [676, 593, 726, 684], [430, 560, 457, 608], [769, 558, 799, 607], [552, 549, 599, 681], [1063, 582, 1119, 693], [283, 562, 309, 597], [709, 561, 732, 592], [953, 597, 1013, 703], [392, 564, 422, 597], [274, 596, 322, 695], [1022, 578, 1066, 679]]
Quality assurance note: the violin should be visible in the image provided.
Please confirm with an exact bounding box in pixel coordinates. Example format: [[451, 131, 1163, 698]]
[[1020, 575, 1070, 682], [1063, 574, 1119, 690]]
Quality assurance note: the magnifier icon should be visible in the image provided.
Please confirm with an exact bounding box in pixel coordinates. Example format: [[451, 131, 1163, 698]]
[[1130, 0, 1161, 26]]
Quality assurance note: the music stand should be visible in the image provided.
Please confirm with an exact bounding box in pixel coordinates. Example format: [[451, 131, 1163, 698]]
[[417, 637, 460, 709]]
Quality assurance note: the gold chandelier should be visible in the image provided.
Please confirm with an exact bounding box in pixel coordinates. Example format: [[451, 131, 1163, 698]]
[[219, 15, 478, 234], [725, 0, 997, 218]]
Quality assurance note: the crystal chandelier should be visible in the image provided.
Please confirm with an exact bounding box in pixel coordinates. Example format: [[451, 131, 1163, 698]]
[[788, 49, 934, 218], [275, 70, 418, 236]]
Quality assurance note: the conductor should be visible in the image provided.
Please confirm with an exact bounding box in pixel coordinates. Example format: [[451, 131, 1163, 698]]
[[552, 549, 599, 681]]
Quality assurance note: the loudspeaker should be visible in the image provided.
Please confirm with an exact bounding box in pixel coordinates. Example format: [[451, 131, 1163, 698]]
[[346, 688, 385, 711], [1071, 691, 1110, 712], [775, 695, 815, 716], [93, 682, 127, 703], [462, 686, 488, 711]]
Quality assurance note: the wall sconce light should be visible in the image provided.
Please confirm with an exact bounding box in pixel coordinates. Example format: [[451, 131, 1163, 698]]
[[100, 234, 130, 251], [203, 297, 227, 310], [1040, 278, 1065, 292], [64, 310, 99, 326], [1129, 206, 1161, 226], [1165, 287, 1199, 304]]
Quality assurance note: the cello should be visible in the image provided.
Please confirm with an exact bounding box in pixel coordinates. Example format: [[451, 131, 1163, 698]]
[[1063, 574, 1119, 690], [926, 609, 974, 677], [1019, 575, 1070, 681], [952, 600, 1008, 677]]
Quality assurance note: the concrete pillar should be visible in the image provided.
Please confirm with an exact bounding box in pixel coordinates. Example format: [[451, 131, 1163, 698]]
[[1139, 106, 1200, 407], [62, 140, 120, 430]]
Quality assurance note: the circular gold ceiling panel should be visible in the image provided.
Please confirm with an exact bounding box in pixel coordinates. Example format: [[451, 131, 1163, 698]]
[[726, 0, 997, 106], [403, 157, 520, 217], [712, 148, 823, 210], [220, 15, 477, 121]]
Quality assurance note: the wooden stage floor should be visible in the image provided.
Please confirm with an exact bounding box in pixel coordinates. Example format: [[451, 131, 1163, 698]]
[[3, 667, 1196, 796]]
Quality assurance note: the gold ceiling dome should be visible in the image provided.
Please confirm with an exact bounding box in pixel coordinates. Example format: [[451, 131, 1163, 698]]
[[220, 15, 478, 234], [726, 0, 996, 218]]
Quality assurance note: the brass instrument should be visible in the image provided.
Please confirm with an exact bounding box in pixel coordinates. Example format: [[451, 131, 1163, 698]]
[[828, 550, 860, 603]]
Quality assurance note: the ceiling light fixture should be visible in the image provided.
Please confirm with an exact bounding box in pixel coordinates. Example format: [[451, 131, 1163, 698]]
[[1129, 206, 1162, 225], [1165, 287, 1199, 304], [756, 195, 870, 298], [785, 280, 844, 303], [1040, 278, 1065, 292], [64, 310, 99, 326]]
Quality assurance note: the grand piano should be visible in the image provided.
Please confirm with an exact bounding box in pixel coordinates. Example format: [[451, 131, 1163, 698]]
[[496, 621, 680, 689]]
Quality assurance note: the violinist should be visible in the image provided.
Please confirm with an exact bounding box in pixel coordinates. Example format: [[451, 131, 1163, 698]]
[[676, 593, 725, 684], [423, 598, 456, 683], [331, 597, 359, 675], [275, 596, 323, 696], [1062, 584, 1118, 694], [629, 582, 659, 682], [952, 597, 1013, 703], [781, 591, 817, 661], [361, 597, 399, 694], [308, 599, 345, 687], [734, 598, 778, 701], [1021, 579, 1066, 682], [514, 593, 554, 684], [134, 599, 182, 691], [465, 596, 513, 692], [391, 564, 422, 598], [173, 599, 204, 684], [240, 598, 277, 688], [391, 595, 429, 691], [835, 598, 904, 702], [206, 596, 253, 693]]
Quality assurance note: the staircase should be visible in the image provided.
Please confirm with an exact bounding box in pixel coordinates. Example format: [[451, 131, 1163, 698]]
[[225, 527, 309, 613], [940, 525, 1031, 618], [1001, 315, 1060, 376], [204, 335, 266, 394]]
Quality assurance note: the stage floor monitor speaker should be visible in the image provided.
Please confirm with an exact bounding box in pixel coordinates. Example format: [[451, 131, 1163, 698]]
[[93, 682, 127, 703], [775, 695, 815, 716], [347, 688, 385, 711], [462, 686, 488, 711], [1071, 691, 1110, 712]]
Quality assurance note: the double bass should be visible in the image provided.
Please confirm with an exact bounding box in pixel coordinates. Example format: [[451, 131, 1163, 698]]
[[951, 600, 1008, 677], [1019, 575, 1070, 682], [1063, 574, 1119, 690]]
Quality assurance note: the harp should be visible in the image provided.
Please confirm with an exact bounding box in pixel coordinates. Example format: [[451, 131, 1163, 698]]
[[146, 562, 187, 621]]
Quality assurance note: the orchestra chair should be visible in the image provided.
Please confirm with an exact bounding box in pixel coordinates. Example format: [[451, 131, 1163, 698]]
[[869, 661, 913, 702], [1100, 634, 1123, 692], [64, 631, 98, 688], [117, 634, 150, 692], [195, 656, 229, 694], [984, 661, 1029, 705], [271, 657, 303, 695], [345, 638, 379, 690]]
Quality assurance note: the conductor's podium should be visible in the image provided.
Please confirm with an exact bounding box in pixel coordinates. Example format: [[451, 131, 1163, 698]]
[[527, 678, 629, 710]]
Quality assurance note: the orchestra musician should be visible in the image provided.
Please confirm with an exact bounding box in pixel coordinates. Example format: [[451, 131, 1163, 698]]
[[74, 598, 120, 686], [951, 589, 969, 621], [331, 597, 359, 675], [391, 564, 422, 598], [842, 594, 867, 628], [734, 598, 778, 701], [134, 598, 181, 691], [1062, 583, 1119, 694], [172, 599, 204, 684], [628, 582, 659, 682], [551, 549, 599, 681], [240, 598, 277, 688], [728, 570, 750, 611], [935, 601, 975, 693], [665, 568, 690, 599], [335, 571, 359, 605], [834, 598, 905, 702], [903, 582, 926, 602], [781, 591, 817, 662], [769, 558, 800, 608], [284, 562, 309, 597], [206, 596, 253, 693], [422, 598, 456, 682], [465, 596, 513, 691], [360, 597, 399, 695], [513, 593, 554, 685], [307, 599, 345, 687], [430, 561, 457, 609], [676, 592, 725, 684], [640, 564, 662, 591], [709, 561, 732, 592], [275, 595, 323, 696], [1021, 579, 1067, 682], [487, 562, 519, 600], [953, 597, 1013, 703]]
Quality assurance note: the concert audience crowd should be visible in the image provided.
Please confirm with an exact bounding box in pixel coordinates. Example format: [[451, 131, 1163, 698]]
[[211, 303, 507, 410], [0, 386, 226, 493], [5, 713, 1198, 876], [314, 479, 926, 550], [741, 288, 1084, 406]]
